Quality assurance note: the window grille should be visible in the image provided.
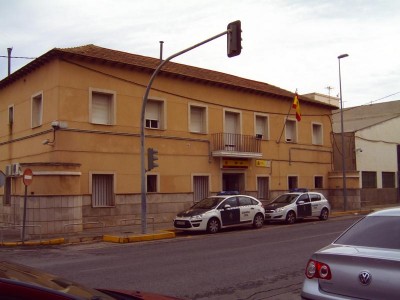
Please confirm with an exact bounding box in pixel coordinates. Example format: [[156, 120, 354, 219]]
[[257, 177, 269, 199], [382, 172, 395, 188], [362, 171, 377, 188], [193, 176, 209, 202], [92, 174, 114, 207]]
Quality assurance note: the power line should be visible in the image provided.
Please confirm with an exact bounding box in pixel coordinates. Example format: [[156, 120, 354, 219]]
[[368, 91, 400, 104], [0, 55, 36, 59], [332, 90, 400, 115]]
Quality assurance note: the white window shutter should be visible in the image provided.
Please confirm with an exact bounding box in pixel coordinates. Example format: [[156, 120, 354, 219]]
[[92, 93, 111, 124]]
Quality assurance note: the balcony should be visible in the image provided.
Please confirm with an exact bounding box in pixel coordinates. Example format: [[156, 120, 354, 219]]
[[211, 133, 262, 158]]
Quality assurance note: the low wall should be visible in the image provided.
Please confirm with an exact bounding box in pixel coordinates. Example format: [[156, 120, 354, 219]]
[[328, 189, 361, 210], [0, 195, 83, 238], [3, 188, 397, 237], [360, 188, 399, 207], [82, 193, 193, 232]]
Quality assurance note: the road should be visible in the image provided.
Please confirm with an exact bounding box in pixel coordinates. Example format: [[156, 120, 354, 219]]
[[0, 215, 361, 299]]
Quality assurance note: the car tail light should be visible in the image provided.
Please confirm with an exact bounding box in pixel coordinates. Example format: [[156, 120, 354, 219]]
[[305, 259, 332, 280]]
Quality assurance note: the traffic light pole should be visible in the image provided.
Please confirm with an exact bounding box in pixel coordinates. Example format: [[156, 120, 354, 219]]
[[140, 29, 231, 234]]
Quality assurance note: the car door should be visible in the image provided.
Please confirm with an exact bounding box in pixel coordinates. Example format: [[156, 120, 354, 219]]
[[219, 197, 240, 226], [296, 194, 312, 218], [238, 196, 254, 224], [310, 193, 322, 216]]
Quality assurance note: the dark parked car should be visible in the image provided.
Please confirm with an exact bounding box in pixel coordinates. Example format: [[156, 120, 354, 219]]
[[301, 207, 400, 299], [0, 260, 182, 300]]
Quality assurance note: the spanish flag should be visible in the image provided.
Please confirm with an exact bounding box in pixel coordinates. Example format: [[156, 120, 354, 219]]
[[292, 92, 301, 121]]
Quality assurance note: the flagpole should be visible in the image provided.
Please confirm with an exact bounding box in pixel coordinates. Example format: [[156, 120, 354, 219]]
[[277, 90, 297, 144]]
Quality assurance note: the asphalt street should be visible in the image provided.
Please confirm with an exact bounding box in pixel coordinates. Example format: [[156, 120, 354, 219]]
[[0, 215, 361, 299]]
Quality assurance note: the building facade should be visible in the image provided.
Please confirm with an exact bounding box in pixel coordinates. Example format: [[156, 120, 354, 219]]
[[332, 101, 400, 207], [0, 45, 337, 236]]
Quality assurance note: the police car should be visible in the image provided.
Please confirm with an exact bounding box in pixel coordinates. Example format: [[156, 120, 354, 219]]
[[173, 193, 265, 233], [264, 190, 330, 224]]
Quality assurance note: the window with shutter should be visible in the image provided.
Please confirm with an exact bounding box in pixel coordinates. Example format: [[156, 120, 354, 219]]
[[285, 119, 297, 143], [32, 93, 43, 128], [146, 100, 164, 129], [312, 123, 323, 145], [190, 105, 207, 133], [255, 114, 269, 140], [92, 92, 113, 125]]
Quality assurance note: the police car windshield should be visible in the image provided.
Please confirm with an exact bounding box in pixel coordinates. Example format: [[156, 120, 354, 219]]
[[273, 194, 299, 204], [192, 197, 224, 209]]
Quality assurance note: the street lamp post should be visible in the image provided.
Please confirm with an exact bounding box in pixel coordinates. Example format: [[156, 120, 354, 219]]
[[338, 53, 349, 211], [139, 25, 239, 234]]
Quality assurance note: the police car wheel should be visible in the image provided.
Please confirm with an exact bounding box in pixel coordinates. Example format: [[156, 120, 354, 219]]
[[286, 211, 296, 224], [319, 208, 329, 221], [253, 213, 264, 229], [207, 218, 220, 234]]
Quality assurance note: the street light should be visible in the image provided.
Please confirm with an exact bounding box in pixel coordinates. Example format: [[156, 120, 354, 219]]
[[139, 23, 241, 234], [338, 53, 349, 211]]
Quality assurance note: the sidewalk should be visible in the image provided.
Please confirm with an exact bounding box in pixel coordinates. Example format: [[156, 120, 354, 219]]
[[1, 205, 396, 247]]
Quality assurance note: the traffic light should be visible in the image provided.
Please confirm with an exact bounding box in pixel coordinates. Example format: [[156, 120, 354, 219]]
[[147, 148, 159, 171], [227, 20, 242, 58]]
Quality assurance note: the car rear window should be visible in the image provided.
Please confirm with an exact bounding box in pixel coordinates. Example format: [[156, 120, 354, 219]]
[[310, 194, 321, 202], [238, 196, 253, 206], [335, 216, 400, 250]]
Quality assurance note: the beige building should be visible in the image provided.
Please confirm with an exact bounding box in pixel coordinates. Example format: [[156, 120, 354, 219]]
[[0, 45, 337, 236]]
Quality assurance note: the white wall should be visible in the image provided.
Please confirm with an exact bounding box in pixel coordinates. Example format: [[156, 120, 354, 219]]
[[355, 116, 400, 188]]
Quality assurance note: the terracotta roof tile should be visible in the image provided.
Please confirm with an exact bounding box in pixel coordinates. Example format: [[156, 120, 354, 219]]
[[1, 44, 332, 107], [56, 44, 293, 98]]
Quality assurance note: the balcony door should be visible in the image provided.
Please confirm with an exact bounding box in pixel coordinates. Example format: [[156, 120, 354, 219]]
[[224, 111, 240, 150]]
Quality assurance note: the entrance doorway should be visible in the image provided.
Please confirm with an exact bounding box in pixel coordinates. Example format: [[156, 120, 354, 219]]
[[222, 173, 245, 193]]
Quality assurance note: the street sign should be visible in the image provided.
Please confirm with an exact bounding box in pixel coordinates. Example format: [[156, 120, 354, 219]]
[[23, 168, 33, 186]]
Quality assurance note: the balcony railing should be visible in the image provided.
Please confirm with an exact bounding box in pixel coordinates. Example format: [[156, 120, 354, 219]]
[[211, 133, 262, 158]]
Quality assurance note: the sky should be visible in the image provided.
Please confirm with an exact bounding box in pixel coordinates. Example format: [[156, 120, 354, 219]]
[[1, 0, 399, 107]]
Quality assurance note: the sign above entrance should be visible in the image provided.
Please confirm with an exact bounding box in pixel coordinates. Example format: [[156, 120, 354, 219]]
[[222, 158, 249, 169], [255, 159, 271, 168]]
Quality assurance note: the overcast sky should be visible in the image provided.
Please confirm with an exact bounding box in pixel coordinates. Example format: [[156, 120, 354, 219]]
[[1, 0, 399, 107]]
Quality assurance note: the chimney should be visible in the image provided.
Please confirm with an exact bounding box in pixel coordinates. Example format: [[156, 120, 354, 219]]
[[7, 47, 12, 76], [159, 41, 164, 61]]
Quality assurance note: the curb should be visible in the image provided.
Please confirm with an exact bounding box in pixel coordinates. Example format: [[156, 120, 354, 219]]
[[0, 238, 65, 247], [331, 209, 373, 217], [103, 230, 175, 244]]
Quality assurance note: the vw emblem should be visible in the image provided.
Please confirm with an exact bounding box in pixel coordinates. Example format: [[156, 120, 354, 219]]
[[359, 271, 372, 285]]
